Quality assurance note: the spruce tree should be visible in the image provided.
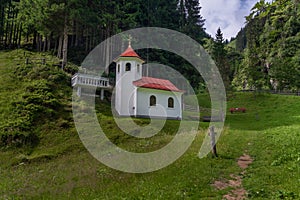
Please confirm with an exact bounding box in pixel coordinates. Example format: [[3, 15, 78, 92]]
[[180, 0, 207, 43], [212, 28, 230, 89]]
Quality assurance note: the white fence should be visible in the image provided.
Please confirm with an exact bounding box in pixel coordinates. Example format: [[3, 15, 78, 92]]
[[71, 73, 110, 88]]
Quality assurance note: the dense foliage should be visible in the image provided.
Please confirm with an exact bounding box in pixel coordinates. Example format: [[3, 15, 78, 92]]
[[0, 0, 298, 91], [234, 0, 300, 91], [0, 1, 207, 57], [0, 0, 211, 89]]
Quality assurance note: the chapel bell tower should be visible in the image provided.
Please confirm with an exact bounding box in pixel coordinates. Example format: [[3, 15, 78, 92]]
[[114, 41, 145, 116]]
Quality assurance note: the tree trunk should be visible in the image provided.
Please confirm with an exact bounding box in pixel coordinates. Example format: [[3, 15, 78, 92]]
[[4, 18, 9, 47], [18, 23, 22, 47], [62, 16, 69, 67], [0, 4, 5, 45], [8, 10, 14, 48], [32, 31, 37, 50], [105, 30, 110, 74], [89, 29, 92, 51], [43, 36, 46, 52], [26, 31, 29, 43], [13, 13, 18, 47], [37, 33, 42, 51], [4, 2, 13, 48], [47, 35, 51, 51], [36, 33, 39, 51], [85, 28, 89, 52], [13, 22, 18, 47], [53, 36, 57, 55], [57, 34, 63, 59], [75, 20, 79, 47], [70, 20, 75, 47]]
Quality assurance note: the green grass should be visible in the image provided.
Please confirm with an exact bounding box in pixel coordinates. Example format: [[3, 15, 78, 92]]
[[0, 50, 299, 199], [226, 92, 300, 199]]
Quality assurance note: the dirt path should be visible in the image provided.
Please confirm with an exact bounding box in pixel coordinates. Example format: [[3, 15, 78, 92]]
[[212, 154, 253, 200]]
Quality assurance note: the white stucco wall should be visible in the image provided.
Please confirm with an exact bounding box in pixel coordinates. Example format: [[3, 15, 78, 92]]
[[136, 87, 182, 119], [115, 58, 143, 116]]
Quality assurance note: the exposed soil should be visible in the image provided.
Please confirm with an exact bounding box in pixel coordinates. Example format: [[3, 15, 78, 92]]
[[212, 154, 253, 200], [237, 154, 253, 169]]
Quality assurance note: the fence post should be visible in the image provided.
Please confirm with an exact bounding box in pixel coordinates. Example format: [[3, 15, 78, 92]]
[[209, 126, 218, 157]]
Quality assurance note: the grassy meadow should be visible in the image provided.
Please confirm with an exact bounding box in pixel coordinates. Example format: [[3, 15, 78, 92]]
[[0, 50, 299, 199]]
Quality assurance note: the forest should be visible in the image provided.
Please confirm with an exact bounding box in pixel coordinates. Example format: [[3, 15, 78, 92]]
[[0, 0, 299, 91], [234, 0, 300, 91]]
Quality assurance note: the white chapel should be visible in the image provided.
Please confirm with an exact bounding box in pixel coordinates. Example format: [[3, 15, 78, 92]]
[[114, 43, 183, 120]]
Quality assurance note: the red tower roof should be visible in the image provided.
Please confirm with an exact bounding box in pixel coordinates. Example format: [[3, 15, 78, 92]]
[[133, 77, 182, 92], [120, 45, 141, 58]]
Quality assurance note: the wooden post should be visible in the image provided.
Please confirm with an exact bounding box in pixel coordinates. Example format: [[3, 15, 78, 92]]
[[77, 87, 81, 97], [209, 126, 218, 157], [100, 89, 104, 101]]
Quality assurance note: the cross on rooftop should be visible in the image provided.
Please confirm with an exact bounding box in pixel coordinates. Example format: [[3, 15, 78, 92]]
[[127, 35, 132, 47]]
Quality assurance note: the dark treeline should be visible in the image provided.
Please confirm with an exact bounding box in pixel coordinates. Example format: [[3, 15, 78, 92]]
[[0, 0, 207, 62], [1, 0, 299, 91], [0, 0, 213, 89]]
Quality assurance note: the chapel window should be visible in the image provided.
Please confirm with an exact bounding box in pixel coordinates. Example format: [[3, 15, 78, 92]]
[[168, 97, 174, 108], [150, 95, 156, 106], [125, 63, 131, 71]]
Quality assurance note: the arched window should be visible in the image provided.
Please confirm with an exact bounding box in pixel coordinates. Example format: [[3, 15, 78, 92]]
[[150, 95, 156, 106], [137, 64, 140, 73], [117, 64, 120, 73], [125, 63, 131, 71], [168, 97, 174, 108]]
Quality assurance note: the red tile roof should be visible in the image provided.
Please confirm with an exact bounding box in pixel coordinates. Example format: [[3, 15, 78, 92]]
[[120, 45, 141, 58], [133, 77, 182, 92]]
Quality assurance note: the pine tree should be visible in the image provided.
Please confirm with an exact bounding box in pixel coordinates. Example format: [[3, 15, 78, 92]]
[[180, 0, 207, 43], [212, 28, 231, 89], [179, 0, 186, 31], [135, 0, 180, 30]]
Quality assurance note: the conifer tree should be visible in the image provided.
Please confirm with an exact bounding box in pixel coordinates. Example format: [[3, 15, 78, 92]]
[[180, 0, 207, 43], [212, 28, 230, 89]]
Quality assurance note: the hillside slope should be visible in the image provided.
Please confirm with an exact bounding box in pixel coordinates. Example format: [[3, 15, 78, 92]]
[[0, 49, 79, 149], [0, 50, 299, 199]]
